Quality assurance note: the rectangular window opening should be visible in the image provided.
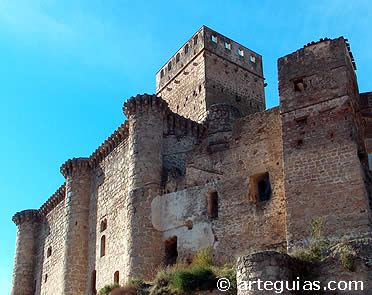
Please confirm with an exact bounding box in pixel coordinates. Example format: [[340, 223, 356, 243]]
[[249, 172, 272, 203], [165, 236, 178, 266], [225, 41, 231, 50], [212, 35, 217, 43]]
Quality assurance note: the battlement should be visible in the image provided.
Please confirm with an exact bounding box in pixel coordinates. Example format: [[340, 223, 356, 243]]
[[123, 94, 169, 117], [165, 111, 206, 138], [39, 183, 66, 216], [156, 25, 263, 93], [12, 209, 40, 226], [60, 157, 91, 178], [89, 122, 129, 167]]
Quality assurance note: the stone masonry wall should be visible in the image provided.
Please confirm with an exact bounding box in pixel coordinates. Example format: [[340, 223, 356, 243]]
[[157, 52, 207, 122], [87, 138, 132, 292], [182, 107, 286, 260], [34, 201, 66, 295]]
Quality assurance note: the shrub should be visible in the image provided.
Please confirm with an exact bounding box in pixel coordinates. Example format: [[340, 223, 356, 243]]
[[215, 266, 237, 295], [339, 252, 355, 272], [98, 283, 120, 295], [169, 266, 216, 293], [191, 248, 213, 268]]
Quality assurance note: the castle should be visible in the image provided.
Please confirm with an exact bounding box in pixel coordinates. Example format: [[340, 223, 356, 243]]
[[10, 26, 372, 295]]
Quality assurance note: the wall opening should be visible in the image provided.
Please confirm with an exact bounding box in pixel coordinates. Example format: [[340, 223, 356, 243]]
[[160, 69, 164, 78], [212, 35, 217, 43], [207, 190, 218, 219], [164, 236, 178, 266], [44, 274, 48, 283], [100, 219, 107, 232], [249, 172, 272, 202], [194, 35, 199, 45], [176, 53, 180, 63], [168, 62, 172, 71], [185, 44, 190, 54], [91, 270, 96, 294], [47, 246, 52, 258], [238, 48, 244, 56], [250, 55, 256, 63], [100, 235, 106, 257], [114, 271, 119, 284], [294, 79, 305, 91], [225, 41, 231, 50]]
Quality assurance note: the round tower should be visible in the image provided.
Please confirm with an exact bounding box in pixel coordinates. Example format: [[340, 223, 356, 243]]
[[60, 157, 92, 295], [123, 94, 168, 280], [11, 209, 40, 295]]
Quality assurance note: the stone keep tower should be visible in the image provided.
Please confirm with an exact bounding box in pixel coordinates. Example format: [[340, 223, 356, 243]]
[[279, 37, 372, 250], [156, 26, 265, 122]]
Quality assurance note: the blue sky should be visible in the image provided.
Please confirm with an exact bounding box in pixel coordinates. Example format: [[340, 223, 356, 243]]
[[1, 0, 371, 292]]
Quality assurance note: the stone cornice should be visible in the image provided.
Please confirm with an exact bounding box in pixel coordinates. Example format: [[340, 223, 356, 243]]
[[89, 121, 129, 167], [60, 157, 91, 178], [12, 209, 40, 226], [123, 94, 169, 117], [39, 183, 66, 216]]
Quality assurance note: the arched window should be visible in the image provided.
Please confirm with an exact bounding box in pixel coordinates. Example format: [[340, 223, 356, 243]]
[[114, 271, 119, 284], [176, 53, 180, 63], [100, 219, 107, 232], [47, 246, 52, 258], [184, 44, 190, 54], [100, 235, 106, 257], [207, 190, 218, 219], [168, 62, 172, 71]]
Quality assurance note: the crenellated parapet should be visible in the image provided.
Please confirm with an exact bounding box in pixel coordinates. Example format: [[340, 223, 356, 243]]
[[60, 157, 91, 178], [89, 121, 129, 167], [39, 183, 66, 216], [165, 112, 206, 138], [12, 209, 40, 226], [123, 94, 169, 118]]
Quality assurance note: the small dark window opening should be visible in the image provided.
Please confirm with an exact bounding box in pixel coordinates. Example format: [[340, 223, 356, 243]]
[[44, 274, 48, 283], [249, 172, 272, 203], [91, 270, 97, 294], [294, 79, 305, 92], [164, 236, 178, 266], [114, 271, 119, 284], [100, 235, 106, 257], [168, 62, 172, 71], [185, 44, 190, 54], [207, 190, 218, 219], [176, 53, 180, 63], [160, 69, 164, 78], [100, 219, 107, 232], [47, 246, 52, 258], [194, 35, 198, 45]]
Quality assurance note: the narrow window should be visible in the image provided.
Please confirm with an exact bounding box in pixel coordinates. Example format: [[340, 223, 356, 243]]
[[114, 271, 119, 284], [211, 35, 217, 43], [176, 53, 180, 63], [225, 41, 231, 50], [250, 55, 256, 63], [160, 69, 164, 78], [100, 219, 107, 232], [249, 172, 272, 202], [168, 62, 172, 71], [164, 236, 178, 266], [207, 190, 218, 219], [100, 235, 106, 257], [194, 35, 198, 45], [91, 270, 97, 293], [44, 274, 48, 283], [47, 246, 52, 258], [238, 48, 244, 56], [185, 44, 190, 54]]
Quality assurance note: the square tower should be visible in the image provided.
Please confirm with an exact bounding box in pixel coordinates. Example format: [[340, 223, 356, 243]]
[[156, 26, 265, 122]]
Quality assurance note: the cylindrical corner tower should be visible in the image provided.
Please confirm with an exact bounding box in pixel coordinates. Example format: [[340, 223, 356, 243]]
[[11, 209, 40, 295], [123, 94, 168, 280], [60, 157, 92, 295]]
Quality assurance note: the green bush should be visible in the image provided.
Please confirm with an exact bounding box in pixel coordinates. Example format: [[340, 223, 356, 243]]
[[339, 252, 355, 272], [191, 248, 213, 268], [98, 283, 120, 295], [169, 266, 216, 293]]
